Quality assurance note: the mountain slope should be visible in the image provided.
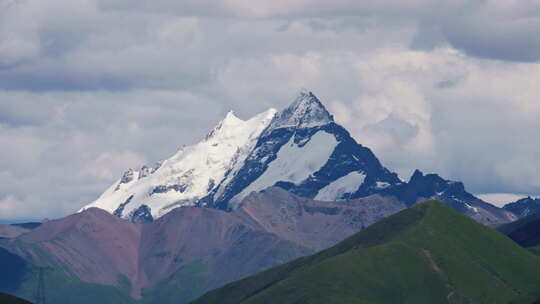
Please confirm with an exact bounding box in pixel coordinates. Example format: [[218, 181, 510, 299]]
[[81, 108, 277, 221], [4, 208, 143, 295], [237, 187, 406, 251], [384, 170, 516, 225], [193, 201, 540, 304], [0, 225, 31, 239], [504, 197, 540, 219], [207, 91, 401, 210], [1, 189, 404, 304], [0, 246, 133, 304], [499, 213, 540, 248]]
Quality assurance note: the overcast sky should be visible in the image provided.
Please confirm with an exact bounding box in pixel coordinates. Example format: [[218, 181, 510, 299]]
[[1, 0, 540, 221]]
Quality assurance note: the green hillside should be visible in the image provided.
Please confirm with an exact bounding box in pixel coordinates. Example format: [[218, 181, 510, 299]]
[[10, 268, 134, 304], [193, 201, 540, 304], [0, 247, 134, 304]]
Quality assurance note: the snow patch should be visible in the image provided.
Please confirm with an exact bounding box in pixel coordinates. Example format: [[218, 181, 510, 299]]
[[315, 171, 366, 201], [230, 130, 338, 208], [375, 181, 390, 189], [464, 203, 479, 213]]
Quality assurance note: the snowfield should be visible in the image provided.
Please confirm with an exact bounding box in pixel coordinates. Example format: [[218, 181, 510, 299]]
[[81, 109, 276, 218], [230, 130, 338, 208]]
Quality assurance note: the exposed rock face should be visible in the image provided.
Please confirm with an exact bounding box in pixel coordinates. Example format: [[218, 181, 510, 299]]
[[0, 188, 406, 303], [383, 170, 516, 225], [503, 196, 540, 218], [137, 205, 310, 296], [239, 187, 406, 250], [263, 90, 333, 131], [129, 205, 153, 223]]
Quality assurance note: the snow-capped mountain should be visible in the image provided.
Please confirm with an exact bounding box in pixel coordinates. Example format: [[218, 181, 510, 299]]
[[81, 90, 401, 221], [81, 108, 276, 220], [205, 91, 401, 210], [81, 90, 514, 225]]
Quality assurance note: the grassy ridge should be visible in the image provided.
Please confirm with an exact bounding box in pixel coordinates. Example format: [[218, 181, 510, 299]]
[[193, 201, 540, 304]]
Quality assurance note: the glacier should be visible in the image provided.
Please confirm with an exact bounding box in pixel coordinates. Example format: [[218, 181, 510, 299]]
[[315, 171, 366, 201]]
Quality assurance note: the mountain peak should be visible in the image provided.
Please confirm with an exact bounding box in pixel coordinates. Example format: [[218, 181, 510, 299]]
[[205, 110, 244, 140], [410, 169, 424, 182], [219, 110, 244, 128], [224, 110, 240, 121], [266, 90, 334, 131]]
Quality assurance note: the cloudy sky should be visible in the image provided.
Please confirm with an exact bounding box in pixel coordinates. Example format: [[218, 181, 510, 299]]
[[1, 0, 540, 221]]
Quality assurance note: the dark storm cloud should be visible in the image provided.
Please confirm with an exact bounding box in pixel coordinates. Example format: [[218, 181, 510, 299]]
[[409, 1, 540, 62], [442, 18, 540, 62], [2, 1, 540, 93]]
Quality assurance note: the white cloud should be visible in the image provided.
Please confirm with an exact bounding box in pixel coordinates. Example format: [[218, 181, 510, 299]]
[[0, 195, 30, 221], [1, 0, 540, 220], [476, 193, 527, 207], [211, 47, 540, 194], [84, 152, 147, 181]]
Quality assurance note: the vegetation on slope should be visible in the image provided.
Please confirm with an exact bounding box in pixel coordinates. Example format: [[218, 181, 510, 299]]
[[193, 201, 540, 304], [12, 267, 134, 304], [141, 261, 210, 304], [0, 247, 134, 304]]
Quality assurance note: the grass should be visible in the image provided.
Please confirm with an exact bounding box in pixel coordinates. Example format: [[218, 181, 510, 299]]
[[3, 200, 540, 304], [12, 267, 134, 304], [193, 201, 540, 304], [141, 260, 210, 304]]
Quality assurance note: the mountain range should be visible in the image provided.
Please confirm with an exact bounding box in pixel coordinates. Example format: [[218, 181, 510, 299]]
[[81, 90, 517, 225], [1, 90, 538, 303], [0, 188, 405, 303]]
